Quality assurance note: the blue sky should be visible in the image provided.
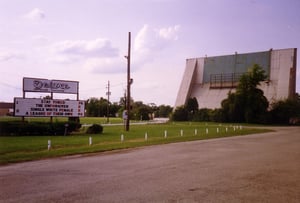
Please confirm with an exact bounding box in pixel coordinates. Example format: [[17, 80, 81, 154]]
[[0, 0, 299, 105]]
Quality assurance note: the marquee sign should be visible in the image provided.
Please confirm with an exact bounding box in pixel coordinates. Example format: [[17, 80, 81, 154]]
[[23, 77, 79, 94], [14, 98, 85, 117]]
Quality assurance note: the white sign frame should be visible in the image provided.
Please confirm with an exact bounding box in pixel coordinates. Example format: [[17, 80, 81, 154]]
[[23, 77, 79, 94], [14, 98, 85, 117]]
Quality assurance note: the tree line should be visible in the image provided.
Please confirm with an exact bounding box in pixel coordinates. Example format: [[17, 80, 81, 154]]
[[172, 64, 300, 125], [85, 97, 173, 120]]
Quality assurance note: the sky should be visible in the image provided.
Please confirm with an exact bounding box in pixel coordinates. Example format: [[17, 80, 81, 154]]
[[0, 0, 299, 106]]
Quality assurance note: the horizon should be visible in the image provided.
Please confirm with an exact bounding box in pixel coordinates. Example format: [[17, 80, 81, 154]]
[[0, 0, 299, 106]]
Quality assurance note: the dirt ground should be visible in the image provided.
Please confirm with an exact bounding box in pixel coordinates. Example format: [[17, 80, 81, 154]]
[[0, 127, 299, 203]]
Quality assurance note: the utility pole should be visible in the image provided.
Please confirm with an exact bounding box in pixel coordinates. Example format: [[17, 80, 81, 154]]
[[106, 80, 111, 123], [125, 32, 131, 131]]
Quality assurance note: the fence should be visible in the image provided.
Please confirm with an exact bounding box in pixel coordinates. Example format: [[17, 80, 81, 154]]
[[210, 72, 245, 89]]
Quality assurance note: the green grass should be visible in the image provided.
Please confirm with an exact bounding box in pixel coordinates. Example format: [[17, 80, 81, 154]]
[[0, 121, 273, 165]]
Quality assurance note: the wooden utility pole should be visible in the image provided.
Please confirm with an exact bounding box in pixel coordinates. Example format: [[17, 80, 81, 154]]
[[125, 32, 131, 131]]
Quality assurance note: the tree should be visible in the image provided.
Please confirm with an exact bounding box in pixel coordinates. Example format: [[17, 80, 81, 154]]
[[155, 105, 173, 117], [270, 94, 300, 124], [85, 97, 99, 117], [221, 91, 243, 122], [86, 97, 121, 117], [185, 97, 198, 114], [171, 106, 189, 121], [185, 97, 199, 120], [221, 64, 269, 123], [193, 108, 211, 121], [130, 101, 152, 120]]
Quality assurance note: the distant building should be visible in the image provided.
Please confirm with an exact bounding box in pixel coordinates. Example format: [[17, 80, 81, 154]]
[[0, 102, 14, 116], [175, 48, 297, 109]]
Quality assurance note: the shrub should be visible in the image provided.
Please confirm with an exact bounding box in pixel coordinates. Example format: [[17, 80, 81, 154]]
[[0, 121, 81, 136], [193, 108, 211, 121], [270, 98, 300, 125], [86, 124, 103, 134]]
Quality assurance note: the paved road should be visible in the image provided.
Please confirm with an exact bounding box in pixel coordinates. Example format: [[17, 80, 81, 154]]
[[1, 127, 299, 203]]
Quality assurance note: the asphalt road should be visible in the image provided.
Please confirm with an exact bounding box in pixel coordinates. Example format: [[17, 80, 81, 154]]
[[0, 127, 299, 203]]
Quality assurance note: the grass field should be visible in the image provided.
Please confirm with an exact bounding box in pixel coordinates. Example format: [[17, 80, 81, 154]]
[[0, 117, 273, 165]]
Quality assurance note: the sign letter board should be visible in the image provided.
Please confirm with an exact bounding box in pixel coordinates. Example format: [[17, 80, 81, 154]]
[[23, 77, 79, 94], [14, 98, 85, 117]]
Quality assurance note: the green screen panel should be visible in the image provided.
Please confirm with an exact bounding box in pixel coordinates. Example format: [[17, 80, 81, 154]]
[[203, 51, 270, 83]]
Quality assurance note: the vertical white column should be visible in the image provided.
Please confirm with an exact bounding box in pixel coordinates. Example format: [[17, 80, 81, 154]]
[[89, 137, 92, 146], [48, 140, 51, 151]]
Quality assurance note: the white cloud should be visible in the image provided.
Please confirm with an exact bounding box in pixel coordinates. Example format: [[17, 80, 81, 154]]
[[133, 24, 180, 66], [158, 25, 180, 40], [48, 55, 79, 64], [51, 38, 119, 58], [134, 24, 180, 51], [84, 57, 125, 74], [24, 8, 45, 20], [134, 25, 158, 52], [32, 35, 49, 43], [0, 51, 24, 61], [47, 38, 121, 74]]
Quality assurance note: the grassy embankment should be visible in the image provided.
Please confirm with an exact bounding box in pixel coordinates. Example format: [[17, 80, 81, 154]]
[[0, 117, 273, 165]]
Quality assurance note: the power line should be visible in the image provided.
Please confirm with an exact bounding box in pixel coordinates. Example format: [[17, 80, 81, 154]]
[[80, 82, 125, 93]]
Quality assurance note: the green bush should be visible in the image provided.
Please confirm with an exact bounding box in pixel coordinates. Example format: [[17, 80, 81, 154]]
[[270, 98, 300, 125], [86, 124, 103, 134], [193, 108, 211, 121], [0, 121, 81, 136]]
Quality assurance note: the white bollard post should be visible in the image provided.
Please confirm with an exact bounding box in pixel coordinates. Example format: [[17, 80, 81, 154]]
[[206, 128, 208, 134], [48, 140, 51, 151], [194, 129, 197, 135], [145, 132, 148, 141], [121, 134, 124, 142], [180, 129, 183, 136], [164, 130, 167, 138], [233, 126, 236, 131], [89, 136, 92, 146], [226, 127, 228, 133], [240, 125, 243, 130], [217, 128, 219, 133]]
